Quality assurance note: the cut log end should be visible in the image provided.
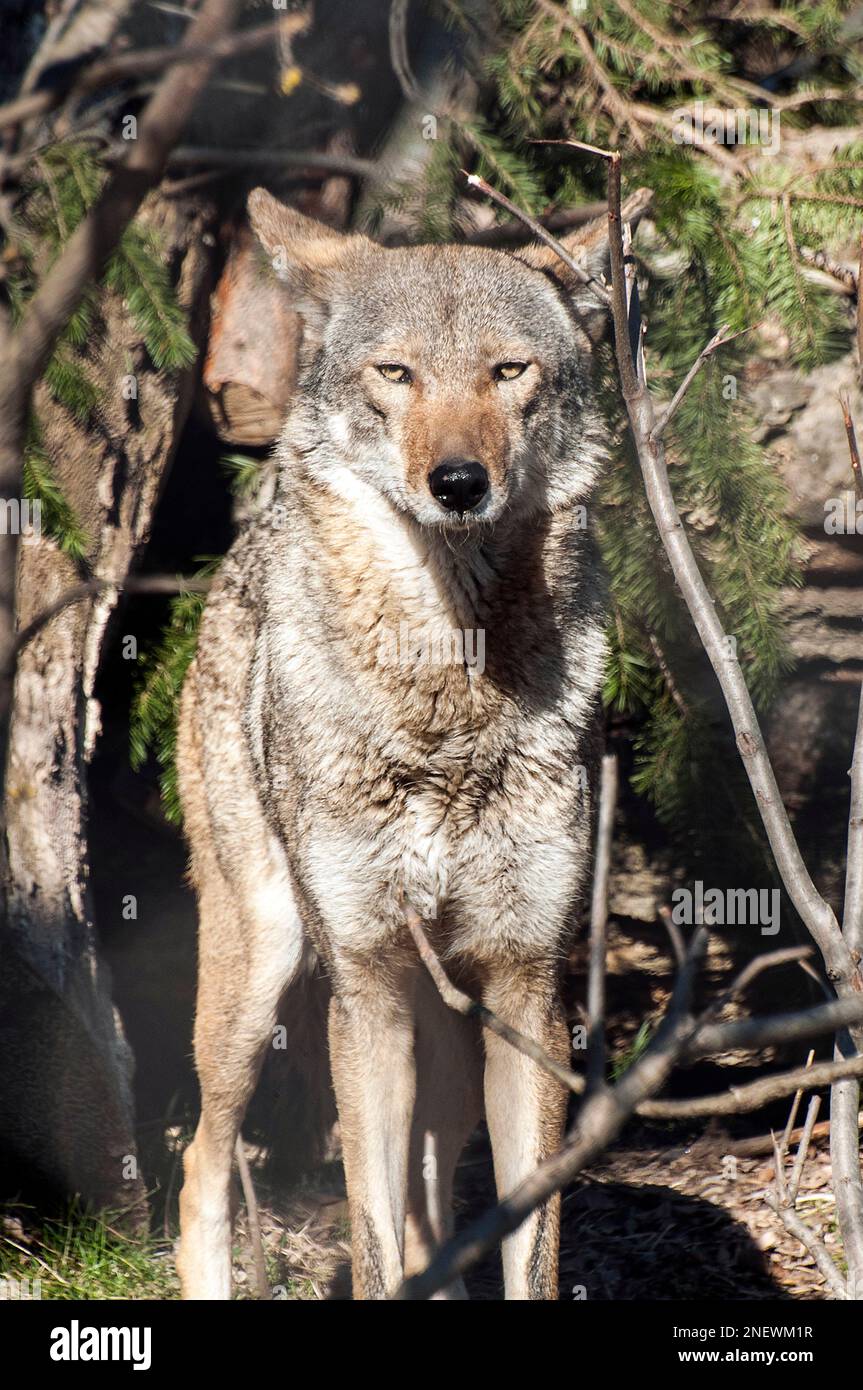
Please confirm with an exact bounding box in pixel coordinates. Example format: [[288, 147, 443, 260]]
[[207, 381, 288, 448]]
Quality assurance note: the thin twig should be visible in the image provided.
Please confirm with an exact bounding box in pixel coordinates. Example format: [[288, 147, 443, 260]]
[[788, 1093, 821, 1205], [622, 222, 645, 384], [650, 324, 758, 441], [706, 947, 811, 1025], [234, 1136, 271, 1301], [657, 904, 686, 967], [586, 752, 618, 1092], [405, 907, 584, 1096], [775, 1044, 812, 1192], [461, 170, 611, 305], [779, 1045, 812, 1171], [840, 394, 863, 502], [462, 203, 608, 247], [772, 1128, 789, 1204]]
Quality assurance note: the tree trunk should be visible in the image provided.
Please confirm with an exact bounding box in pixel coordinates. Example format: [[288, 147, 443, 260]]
[[0, 194, 215, 1218]]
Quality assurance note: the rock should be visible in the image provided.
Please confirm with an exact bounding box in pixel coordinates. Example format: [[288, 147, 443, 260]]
[[758, 354, 863, 528]]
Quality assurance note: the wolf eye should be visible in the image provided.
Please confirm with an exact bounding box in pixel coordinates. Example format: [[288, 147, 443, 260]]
[[494, 362, 528, 381], [377, 363, 412, 384]]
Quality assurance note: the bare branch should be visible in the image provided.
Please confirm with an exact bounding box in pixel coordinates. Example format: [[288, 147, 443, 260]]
[[165, 146, 378, 181], [586, 751, 618, 1091], [405, 907, 584, 1097], [706, 946, 811, 1022], [639, 1053, 863, 1119], [396, 930, 708, 1300], [777, 1046, 815, 1168], [764, 1190, 848, 1299], [840, 394, 863, 501], [5, 574, 212, 680], [788, 1093, 821, 1205], [687, 994, 863, 1057], [0, 15, 302, 136], [409, 899, 863, 1116], [461, 170, 612, 305], [658, 904, 686, 968], [728, 1112, 862, 1158], [651, 324, 758, 441], [830, 1029, 863, 1293], [462, 204, 608, 247], [403, 895, 863, 1293]]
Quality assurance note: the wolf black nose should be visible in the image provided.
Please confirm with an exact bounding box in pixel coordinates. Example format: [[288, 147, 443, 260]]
[[428, 459, 489, 513]]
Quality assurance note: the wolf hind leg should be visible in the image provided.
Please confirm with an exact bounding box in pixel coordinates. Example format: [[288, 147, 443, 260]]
[[403, 970, 483, 1299]]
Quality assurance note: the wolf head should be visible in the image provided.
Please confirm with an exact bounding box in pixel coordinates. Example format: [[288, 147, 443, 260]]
[[249, 187, 630, 532]]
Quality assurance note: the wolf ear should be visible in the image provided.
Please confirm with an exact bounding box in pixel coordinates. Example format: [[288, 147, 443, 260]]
[[247, 188, 373, 328], [512, 187, 653, 344]]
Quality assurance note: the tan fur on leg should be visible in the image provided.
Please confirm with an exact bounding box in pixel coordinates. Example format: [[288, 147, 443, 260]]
[[482, 963, 569, 1300], [403, 972, 483, 1299]]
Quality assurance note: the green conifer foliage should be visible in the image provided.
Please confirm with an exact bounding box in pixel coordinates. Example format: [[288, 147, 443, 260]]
[[404, 0, 860, 856], [10, 142, 196, 560], [128, 458, 259, 821], [129, 560, 222, 827]]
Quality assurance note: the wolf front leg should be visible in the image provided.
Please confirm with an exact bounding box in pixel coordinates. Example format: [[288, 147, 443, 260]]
[[482, 960, 570, 1300], [403, 967, 484, 1299], [177, 834, 304, 1298], [328, 963, 417, 1299]]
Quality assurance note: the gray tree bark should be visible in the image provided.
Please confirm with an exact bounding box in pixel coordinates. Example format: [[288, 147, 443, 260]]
[[0, 194, 215, 1218]]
